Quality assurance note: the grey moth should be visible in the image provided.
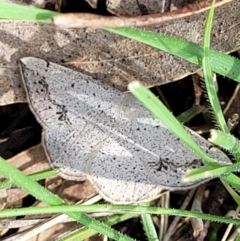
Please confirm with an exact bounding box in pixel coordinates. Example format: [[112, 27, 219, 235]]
[[19, 57, 231, 204]]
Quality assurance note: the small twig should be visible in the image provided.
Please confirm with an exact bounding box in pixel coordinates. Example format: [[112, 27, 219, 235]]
[[2, 194, 102, 241], [53, 0, 234, 28], [163, 188, 196, 241]]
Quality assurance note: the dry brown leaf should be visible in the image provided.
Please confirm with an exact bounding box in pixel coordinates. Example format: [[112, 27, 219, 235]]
[[106, 0, 151, 16], [6, 144, 50, 174], [46, 177, 96, 204], [27, 222, 80, 241], [1, 0, 240, 106]]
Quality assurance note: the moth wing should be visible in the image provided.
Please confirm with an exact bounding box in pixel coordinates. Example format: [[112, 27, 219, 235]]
[[89, 93, 232, 194], [19, 57, 123, 128], [137, 118, 232, 190], [19, 57, 122, 180], [87, 133, 163, 204], [42, 124, 108, 180]]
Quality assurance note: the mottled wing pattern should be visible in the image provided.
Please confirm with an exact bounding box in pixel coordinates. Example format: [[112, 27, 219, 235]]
[[19, 57, 231, 203], [19, 57, 120, 180]]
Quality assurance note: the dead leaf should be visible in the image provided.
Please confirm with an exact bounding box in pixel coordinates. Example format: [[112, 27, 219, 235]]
[[1, 0, 240, 106], [0, 145, 50, 208], [6, 144, 50, 174], [46, 177, 96, 204]]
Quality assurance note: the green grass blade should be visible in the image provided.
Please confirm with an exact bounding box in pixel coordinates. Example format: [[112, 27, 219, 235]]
[[0, 156, 134, 241], [202, 1, 228, 133], [139, 203, 158, 241], [0, 156, 65, 204], [185, 162, 240, 182], [221, 180, 240, 205], [1, 203, 240, 226], [221, 174, 240, 191], [0, 2, 57, 22], [210, 130, 240, 156], [59, 214, 137, 241], [104, 27, 240, 84], [0, 169, 57, 189], [193, 3, 240, 205], [141, 213, 159, 241], [176, 105, 205, 124], [128, 81, 218, 166]]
